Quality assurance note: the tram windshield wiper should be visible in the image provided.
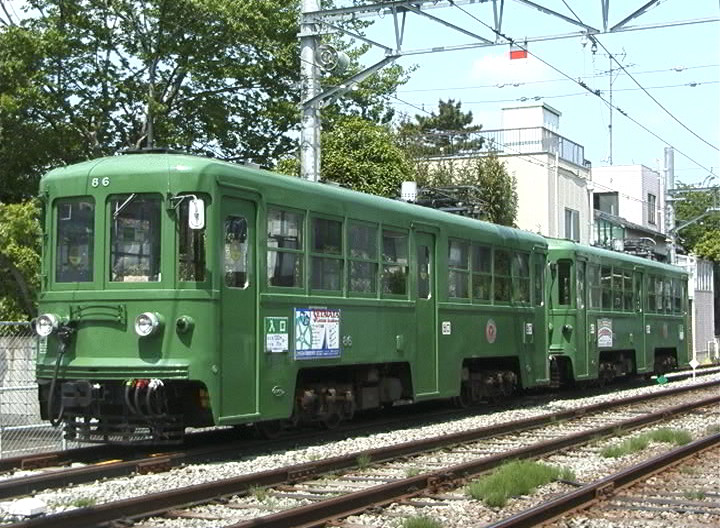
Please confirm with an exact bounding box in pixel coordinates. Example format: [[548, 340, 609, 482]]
[[113, 193, 137, 219]]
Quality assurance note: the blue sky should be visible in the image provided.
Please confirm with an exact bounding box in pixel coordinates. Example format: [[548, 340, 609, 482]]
[[350, 0, 719, 185]]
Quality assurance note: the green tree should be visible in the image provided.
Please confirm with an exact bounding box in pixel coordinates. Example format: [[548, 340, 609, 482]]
[[0, 200, 41, 320], [674, 183, 720, 261], [398, 98, 483, 158], [276, 116, 412, 198], [0, 1, 408, 203], [415, 153, 517, 227]]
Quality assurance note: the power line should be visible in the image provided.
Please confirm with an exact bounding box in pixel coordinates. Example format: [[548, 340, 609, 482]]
[[559, 0, 719, 153], [396, 64, 719, 93], [447, 1, 717, 180]]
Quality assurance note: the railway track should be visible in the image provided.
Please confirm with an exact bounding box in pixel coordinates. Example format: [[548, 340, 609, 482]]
[[4, 377, 718, 527], [1, 367, 714, 503]]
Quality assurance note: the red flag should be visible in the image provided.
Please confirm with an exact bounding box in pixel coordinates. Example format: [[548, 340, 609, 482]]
[[509, 45, 527, 60]]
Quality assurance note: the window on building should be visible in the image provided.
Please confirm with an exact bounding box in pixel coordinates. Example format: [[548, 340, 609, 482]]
[[267, 208, 303, 288], [647, 193, 657, 225], [448, 239, 469, 299], [564, 208, 580, 242]]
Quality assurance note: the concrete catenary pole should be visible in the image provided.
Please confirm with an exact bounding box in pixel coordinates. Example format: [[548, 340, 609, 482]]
[[300, 0, 321, 182], [664, 147, 675, 264]]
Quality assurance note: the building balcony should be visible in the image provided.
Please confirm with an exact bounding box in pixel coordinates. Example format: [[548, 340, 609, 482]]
[[414, 126, 590, 168]]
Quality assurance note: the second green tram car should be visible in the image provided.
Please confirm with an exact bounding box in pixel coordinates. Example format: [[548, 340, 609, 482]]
[[33, 153, 689, 442]]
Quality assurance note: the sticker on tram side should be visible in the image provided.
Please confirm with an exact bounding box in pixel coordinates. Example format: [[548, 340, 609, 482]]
[[264, 316, 289, 353], [294, 308, 341, 360], [442, 321, 452, 335], [597, 318, 613, 348]]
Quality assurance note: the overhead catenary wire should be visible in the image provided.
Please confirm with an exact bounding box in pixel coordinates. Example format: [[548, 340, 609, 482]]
[[559, 0, 719, 153], [447, 1, 718, 179]]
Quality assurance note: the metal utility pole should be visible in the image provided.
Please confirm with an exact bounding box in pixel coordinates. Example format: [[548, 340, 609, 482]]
[[664, 146, 676, 264], [300, 0, 321, 181]]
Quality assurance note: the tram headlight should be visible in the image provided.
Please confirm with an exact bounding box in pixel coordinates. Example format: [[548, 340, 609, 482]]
[[134, 312, 163, 337], [35, 313, 60, 337]]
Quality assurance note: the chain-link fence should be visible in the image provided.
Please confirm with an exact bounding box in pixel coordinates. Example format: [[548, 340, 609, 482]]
[[0, 322, 79, 459]]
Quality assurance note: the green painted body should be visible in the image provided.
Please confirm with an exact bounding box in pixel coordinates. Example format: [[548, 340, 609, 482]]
[[546, 239, 690, 380], [35, 153, 688, 436]]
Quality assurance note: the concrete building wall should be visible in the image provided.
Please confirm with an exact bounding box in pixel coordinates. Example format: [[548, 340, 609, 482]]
[[592, 165, 666, 234], [677, 255, 716, 359]]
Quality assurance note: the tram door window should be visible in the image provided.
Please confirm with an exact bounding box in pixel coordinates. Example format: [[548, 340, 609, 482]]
[[224, 216, 249, 288], [557, 260, 572, 306], [533, 254, 544, 307], [55, 197, 95, 282], [576, 262, 585, 309]]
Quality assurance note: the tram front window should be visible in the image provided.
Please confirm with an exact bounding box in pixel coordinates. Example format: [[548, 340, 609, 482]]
[[56, 198, 95, 282], [110, 194, 161, 282]]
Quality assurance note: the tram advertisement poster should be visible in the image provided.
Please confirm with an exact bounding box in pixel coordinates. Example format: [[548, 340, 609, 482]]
[[294, 308, 341, 360], [597, 318, 613, 348]]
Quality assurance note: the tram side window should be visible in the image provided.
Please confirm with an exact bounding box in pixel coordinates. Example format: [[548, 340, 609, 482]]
[[576, 262, 585, 309], [648, 276, 657, 312], [267, 209, 303, 288], [557, 259, 571, 306], [672, 278, 683, 313], [448, 239, 469, 299], [224, 216, 248, 288], [382, 230, 408, 295], [56, 198, 95, 282], [588, 264, 602, 309], [110, 194, 161, 282], [494, 249, 511, 302], [612, 268, 624, 310], [663, 279, 672, 312], [601, 266, 612, 309], [533, 254, 544, 307], [512, 252, 530, 303], [655, 277, 665, 313], [311, 217, 342, 291], [623, 270, 633, 311], [471, 244, 492, 302], [178, 196, 207, 282], [348, 222, 378, 294]]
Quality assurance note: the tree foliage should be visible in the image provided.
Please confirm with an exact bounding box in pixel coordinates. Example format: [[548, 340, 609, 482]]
[[674, 183, 720, 261], [0, 0, 409, 203], [0, 200, 41, 320], [277, 116, 412, 198], [398, 98, 483, 158]]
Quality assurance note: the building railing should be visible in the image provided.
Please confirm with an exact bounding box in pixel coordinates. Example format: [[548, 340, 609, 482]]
[[411, 127, 590, 168]]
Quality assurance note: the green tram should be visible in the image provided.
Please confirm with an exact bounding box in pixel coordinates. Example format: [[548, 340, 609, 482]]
[[545, 239, 690, 386], [34, 152, 688, 442]]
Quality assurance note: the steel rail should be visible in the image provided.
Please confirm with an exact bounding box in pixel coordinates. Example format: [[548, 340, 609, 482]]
[[1, 378, 717, 502], [11, 388, 720, 528], [485, 432, 720, 528]]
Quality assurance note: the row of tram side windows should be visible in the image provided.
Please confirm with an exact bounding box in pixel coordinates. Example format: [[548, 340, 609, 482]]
[[647, 275, 685, 314], [265, 208, 411, 296], [110, 194, 161, 282], [56, 198, 95, 282], [588, 264, 634, 311], [447, 240, 531, 304]]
